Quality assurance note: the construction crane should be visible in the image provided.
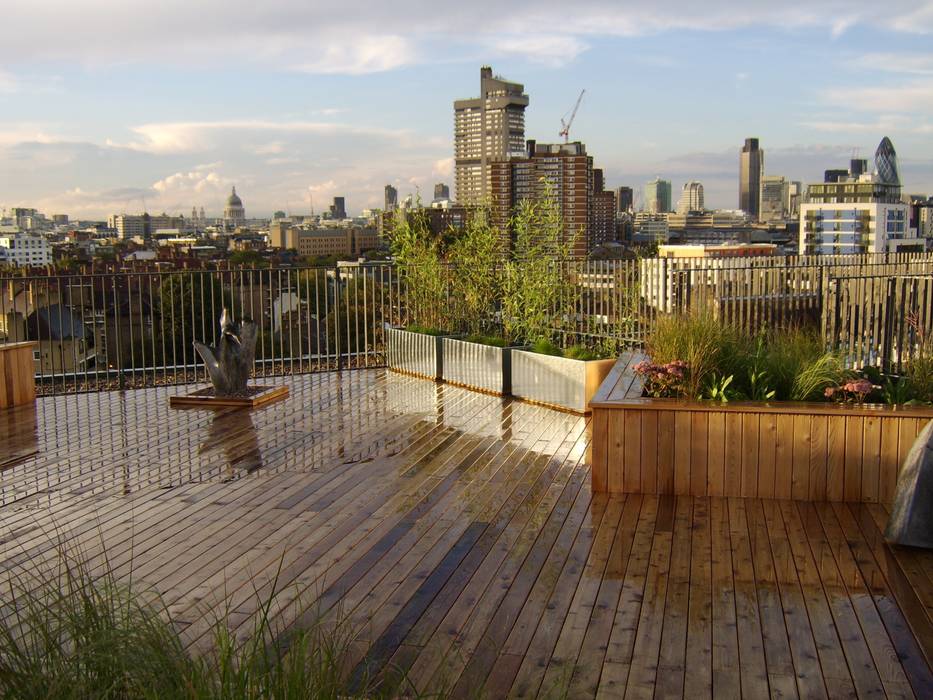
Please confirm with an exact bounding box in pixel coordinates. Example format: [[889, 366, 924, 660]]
[[559, 89, 585, 143]]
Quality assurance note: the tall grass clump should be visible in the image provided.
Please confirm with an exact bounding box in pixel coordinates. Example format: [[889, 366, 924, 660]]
[[645, 312, 745, 399], [762, 327, 849, 401], [0, 548, 439, 700], [447, 205, 504, 339]]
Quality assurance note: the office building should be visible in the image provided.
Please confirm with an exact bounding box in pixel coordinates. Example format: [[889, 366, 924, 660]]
[[329, 197, 347, 220], [739, 138, 764, 220], [490, 140, 593, 256], [759, 176, 789, 223], [616, 186, 634, 214], [675, 181, 705, 214], [799, 136, 917, 254], [454, 66, 529, 205], [0, 233, 52, 267], [269, 223, 378, 257], [384, 185, 398, 211], [786, 181, 803, 219], [223, 186, 246, 228], [645, 177, 672, 214], [433, 183, 450, 202], [824, 169, 849, 183]]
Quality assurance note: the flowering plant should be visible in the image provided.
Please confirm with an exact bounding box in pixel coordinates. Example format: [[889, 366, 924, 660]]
[[824, 378, 877, 404], [634, 359, 690, 398]]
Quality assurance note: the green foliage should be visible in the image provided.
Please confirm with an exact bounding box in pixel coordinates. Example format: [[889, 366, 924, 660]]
[[228, 250, 266, 267], [564, 345, 605, 361], [502, 182, 576, 345], [464, 334, 510, 347], [646, 312, 742, 400], [0, 547, 443, 700], [388, 206, 449, 332], [646, 317, 848, 402], [882, 375, 914, 405], [158, 272, 232, 354], [448, 206, 503, 337], [705, 374, 735, 403], [529, 339, 564, 356], [405, 324, 446, 336], [787, 347, 849, 401]]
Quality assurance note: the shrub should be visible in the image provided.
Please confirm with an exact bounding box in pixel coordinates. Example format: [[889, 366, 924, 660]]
[[645, 313, 744, 399], [0, 548, 437, 700]]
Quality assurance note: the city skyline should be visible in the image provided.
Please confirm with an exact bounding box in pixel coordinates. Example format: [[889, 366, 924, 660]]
[[1, 0, 932, 218]]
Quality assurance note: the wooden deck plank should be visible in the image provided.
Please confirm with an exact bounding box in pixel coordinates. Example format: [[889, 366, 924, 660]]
[[2, 371, 932, 698]]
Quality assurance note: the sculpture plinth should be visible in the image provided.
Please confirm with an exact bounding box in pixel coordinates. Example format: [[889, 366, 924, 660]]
[[885, 419, 933, 549], [170, 309, 288, 409]]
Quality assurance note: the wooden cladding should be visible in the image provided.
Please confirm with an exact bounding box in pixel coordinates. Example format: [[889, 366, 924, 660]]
[[0, 342, 36, 409], [591, 401, 933, 505]]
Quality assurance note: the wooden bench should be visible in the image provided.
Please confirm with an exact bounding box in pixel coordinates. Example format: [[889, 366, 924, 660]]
[[0, 342, 37, 409]]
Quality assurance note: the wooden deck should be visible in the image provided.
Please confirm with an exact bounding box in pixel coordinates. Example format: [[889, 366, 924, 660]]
[[1, 369, 932, 698]]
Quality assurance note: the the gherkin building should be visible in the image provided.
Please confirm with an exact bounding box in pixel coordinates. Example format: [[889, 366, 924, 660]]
[[874, 136, 900, 186]]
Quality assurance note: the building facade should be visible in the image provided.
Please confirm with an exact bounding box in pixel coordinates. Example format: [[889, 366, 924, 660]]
[[799, 137, 916, 254], [759, 175, 788, 223], [454, 66, 529, 205], [675, 181, 705, 214], [384, 185, 398, 211], [644, 178, 672, 214], [0, 233, 52, 267], [739, 138, 764, 220], [616, 186, 634, 214], [490, 140, 593, 256]]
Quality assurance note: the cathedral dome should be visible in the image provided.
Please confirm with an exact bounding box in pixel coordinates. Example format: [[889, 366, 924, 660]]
[[226, 186, 243, 208]]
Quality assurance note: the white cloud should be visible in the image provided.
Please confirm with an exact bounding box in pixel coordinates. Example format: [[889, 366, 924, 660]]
[[152, 169, 227, 194], [122, 119, 408, 154], [432, 157, 453, 178], [487, 34, 589, 66], [1, 1, 930, 71], [823, 79, 933, 113], [291, 35, 415, 75], [854, 53, 933, 76]]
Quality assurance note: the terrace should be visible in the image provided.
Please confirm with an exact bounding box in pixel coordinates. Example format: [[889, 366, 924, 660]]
[[2, 256, 933, 697], [1, 369, 932, 697]]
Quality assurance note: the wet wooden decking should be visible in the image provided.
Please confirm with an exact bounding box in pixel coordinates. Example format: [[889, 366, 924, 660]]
[[1, 369, 931, 698]]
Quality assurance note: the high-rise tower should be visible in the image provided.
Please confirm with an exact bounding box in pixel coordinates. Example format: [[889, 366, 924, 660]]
[[454, 66, 529, 205], [739, 138, 764, 221]]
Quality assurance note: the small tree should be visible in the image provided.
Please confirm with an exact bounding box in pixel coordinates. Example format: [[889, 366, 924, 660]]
[[387, 205, 448, 331], [447, 206, 503, 337], [502, 181, 577, 344]]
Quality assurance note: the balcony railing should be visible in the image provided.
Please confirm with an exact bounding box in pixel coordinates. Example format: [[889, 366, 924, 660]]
[[2, 252, 932, 395]]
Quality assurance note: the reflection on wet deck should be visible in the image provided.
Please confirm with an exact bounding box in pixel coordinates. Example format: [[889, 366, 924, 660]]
[[1, 370, 931, 698]]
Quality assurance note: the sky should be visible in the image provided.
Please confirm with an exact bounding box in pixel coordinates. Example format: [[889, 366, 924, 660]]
[[1, 0, 932, 219]]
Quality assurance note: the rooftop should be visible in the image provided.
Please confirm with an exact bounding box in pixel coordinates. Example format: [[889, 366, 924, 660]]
[[2, 369, 931, 696]]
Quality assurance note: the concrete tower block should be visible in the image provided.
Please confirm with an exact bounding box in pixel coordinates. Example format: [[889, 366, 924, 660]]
[[885, 420, 933, 549]]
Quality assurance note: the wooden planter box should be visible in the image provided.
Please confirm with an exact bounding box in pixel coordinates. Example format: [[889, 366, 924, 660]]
[[511, 350, 616, 414], [590, 383, 933, 504], [441, 338, 523, 396], [0, 342, 37, 409], [591, 398, 933, 504]]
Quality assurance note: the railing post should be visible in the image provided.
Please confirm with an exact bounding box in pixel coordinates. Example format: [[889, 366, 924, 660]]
[[333, 265, 342, 371]]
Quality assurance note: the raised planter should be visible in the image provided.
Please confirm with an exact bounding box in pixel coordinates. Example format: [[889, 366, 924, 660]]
[[386, 327, 449, 381], [511, 350, 615, 414], [0, 341, 37, 409], [441, 338, 523, 396], [589, 362, 933, 505]]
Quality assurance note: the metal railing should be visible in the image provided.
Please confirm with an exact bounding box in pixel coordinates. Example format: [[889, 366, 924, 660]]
[[3, 252, 933, 395]]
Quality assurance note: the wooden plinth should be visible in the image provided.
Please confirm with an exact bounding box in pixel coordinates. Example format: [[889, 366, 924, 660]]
[[1, 341, 37, 409], [169, 385, 289, 409]]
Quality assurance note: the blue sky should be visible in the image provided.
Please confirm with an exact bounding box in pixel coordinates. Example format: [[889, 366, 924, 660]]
[[1, 0, 932, 218]]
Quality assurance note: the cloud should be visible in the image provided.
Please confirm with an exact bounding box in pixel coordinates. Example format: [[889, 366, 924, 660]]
[[1, 1, 931, 72], [823, 79, 933, 113], [486, 34, 589, 66], [853, 53, 933, 75], [0, 70, 18, 93], [121, 119, 408, 154], [800, 115, 933, 134], [432, 157, 453, 178], [291, 35, 415, 75], [152, 169, 227, 194]]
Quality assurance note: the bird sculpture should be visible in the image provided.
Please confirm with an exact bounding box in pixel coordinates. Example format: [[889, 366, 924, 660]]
[[193, 309, 258, 396]]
